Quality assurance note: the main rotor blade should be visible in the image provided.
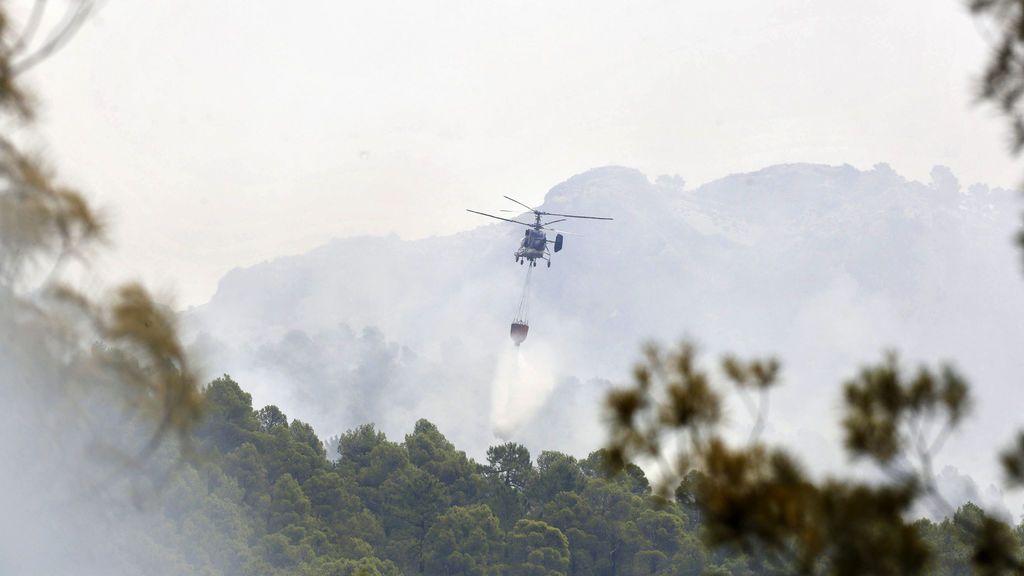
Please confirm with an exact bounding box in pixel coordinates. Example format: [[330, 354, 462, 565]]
[[538, 211, 613, 221], [545, 228, 582, 236], [466, 209, 533, 228], [542, 218, 567, 226], [503, 195, 537, 212]]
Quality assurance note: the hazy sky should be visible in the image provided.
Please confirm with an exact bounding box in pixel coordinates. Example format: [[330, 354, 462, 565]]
[[19, 0, 1021, 306]]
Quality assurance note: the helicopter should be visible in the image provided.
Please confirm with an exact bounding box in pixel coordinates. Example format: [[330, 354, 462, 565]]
[[467, 196, 613, 268]]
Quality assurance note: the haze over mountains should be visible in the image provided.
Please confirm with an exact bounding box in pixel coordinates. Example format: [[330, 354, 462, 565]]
[[187, 164, 1024, 508]]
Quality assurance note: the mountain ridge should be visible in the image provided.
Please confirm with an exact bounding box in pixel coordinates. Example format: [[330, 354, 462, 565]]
[[186, 163, 1024, 495]]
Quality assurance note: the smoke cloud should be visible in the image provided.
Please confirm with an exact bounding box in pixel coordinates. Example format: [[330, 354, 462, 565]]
[[491, 346, 559, 439]]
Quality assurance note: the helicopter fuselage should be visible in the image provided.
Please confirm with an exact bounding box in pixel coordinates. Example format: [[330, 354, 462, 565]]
[[516, 228, 548, 263]]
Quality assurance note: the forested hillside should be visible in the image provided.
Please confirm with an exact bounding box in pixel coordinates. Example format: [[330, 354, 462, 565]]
[[127, 374, 1008, 576]]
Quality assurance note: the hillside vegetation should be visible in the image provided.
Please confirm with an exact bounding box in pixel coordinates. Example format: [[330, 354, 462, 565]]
[[113, 374, 1007, 576]]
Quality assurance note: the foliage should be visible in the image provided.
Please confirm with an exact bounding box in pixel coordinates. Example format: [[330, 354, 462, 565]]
[[0, 0, 202, 459], [969, 0, 1024, 266], [971, 0, 1024, 154], [605, 343, 1024, 575], [106, 377, 728, 575], [64, 369, 1013, 575], [59, 371, 997, 575]]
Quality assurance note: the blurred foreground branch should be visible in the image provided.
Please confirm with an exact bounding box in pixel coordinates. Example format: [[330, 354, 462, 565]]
[[0, 0, 201, 461], [605, 343, 1023, 575]]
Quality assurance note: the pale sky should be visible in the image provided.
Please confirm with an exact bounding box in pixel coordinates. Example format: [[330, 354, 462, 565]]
[[17, 0, 1022, 306]]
